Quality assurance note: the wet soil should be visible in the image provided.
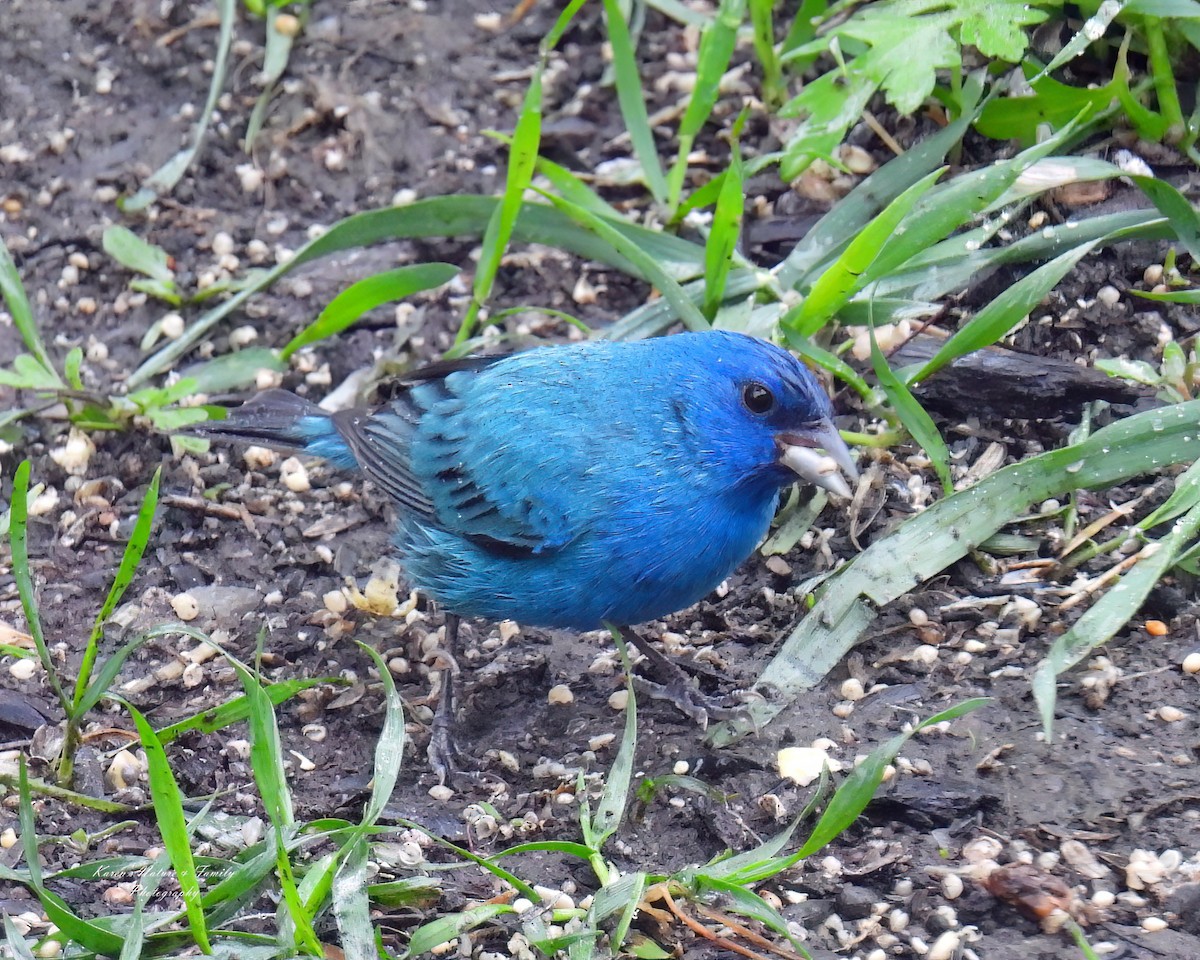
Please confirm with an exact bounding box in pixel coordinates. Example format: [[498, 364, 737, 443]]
[[2, 1, 1199, 958]]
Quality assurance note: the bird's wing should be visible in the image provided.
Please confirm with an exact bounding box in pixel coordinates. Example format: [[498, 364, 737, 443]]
[[407, 355, 602, 557], [332, 354, 586, 556], [328, 356, 506, 520]]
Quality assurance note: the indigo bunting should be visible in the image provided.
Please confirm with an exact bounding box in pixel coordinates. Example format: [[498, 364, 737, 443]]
[[203, 330, 856, 777]]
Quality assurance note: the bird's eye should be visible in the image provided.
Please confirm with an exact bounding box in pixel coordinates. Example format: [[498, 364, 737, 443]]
[[742, 381, 775, 415]]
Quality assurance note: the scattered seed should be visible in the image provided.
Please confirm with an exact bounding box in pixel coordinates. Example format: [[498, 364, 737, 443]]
[[1145, 619, 1168, 636], [36, 940, 63, 958], [1183, 652, 1200, 674], [1091, 889, 1115, 908], [832, 702, 854, 718], [172, 593, 200, 621], [49, 429, 95, 475], [1158, 706, 1186, 722], [156, 313, 186, 342], [909, 644, 939, 666], [0, 828, 15, 849], [280, 457, 311, 493], [9, 658, 38, 681], [673, 759, 689, 775], [229, 325, 259, 348], [547, 684, 574, 706], [777, 746, 830, 787], [840, 677, 865, 701], [838, 144, 877, 174], [273, 12, 301, 36], [243, 445, 277, 470], [1142, 916, 1169, 932], [1096, 284, 1120, 307], [103, 884, 134, 906], [588, 733, 615, 751], [106, 750, 142, 791], [498, 620, 520, 642], [908, 607, 929, 627], [963, 836, 1004, 862], [927, 931, 961, 960], [302, 723, 327, 743], [608, 689, 629, 711], [289, 750, 316, 771], [765, 555, 792, 577], [1143, 263, 1164, 285], [942, 873, 964, 899], [181, 662, 204, 688]]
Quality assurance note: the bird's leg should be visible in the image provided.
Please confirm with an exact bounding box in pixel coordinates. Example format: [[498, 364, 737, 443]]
[[615, 625, 749, 729], [426, 613, 461, 785]]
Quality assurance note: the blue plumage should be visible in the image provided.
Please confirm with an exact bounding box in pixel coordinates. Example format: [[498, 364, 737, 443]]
[[204, 331, 855, 630]]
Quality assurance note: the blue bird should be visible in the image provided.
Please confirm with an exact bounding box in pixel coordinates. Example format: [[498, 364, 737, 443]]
[[201, 330, 856, 777]]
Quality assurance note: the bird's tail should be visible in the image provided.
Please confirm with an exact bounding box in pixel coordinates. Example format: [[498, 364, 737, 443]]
[[196, 389, 357, 467]]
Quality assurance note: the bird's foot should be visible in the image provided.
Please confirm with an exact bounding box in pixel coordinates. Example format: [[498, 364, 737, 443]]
[[629, 674, 752, 729], [616, 626, 752, 729], [425, 707, 486, 788]]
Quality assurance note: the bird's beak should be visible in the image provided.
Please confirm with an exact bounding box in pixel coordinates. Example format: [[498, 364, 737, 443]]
[[777, 419, 858, 499]]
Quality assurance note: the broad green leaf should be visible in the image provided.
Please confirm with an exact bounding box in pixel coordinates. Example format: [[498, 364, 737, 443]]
[[709, 398, 1200, 744]]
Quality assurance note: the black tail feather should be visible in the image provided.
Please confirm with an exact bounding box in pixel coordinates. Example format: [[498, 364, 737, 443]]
[[193, 389, 328, 449]]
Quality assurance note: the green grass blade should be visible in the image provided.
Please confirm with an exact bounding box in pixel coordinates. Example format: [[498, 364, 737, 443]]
[[233, 663, 295, 830], [8, 462, 68, 711], [17, 758, 127, 955], [1033, 500, 1200, 739], [74, 634, 153, 717], [355, 643, 406, 825], [589, 628, 639, 852], [709, 399, 1200, 744], [703, 141, 745, 320], [129, 195, 708, 387], [748, 0, 783, 103], [155, 675, 334, 744], [121, 0, 236, 211], [125, 703, 212, 952], [102, 226, 176, 286], [460, 61, 545, 343], [605, 267, 763, 340], [280, 263, 458, 361], [869, 321, 952, 493], [785, 169, 944, 335], [666, 0, 746, 208], [3, 912, 37, 960], [116, 902, 146, 960], [795, 699, 988, 857], [244, 5, 297, 151], [74, 467, 160, 710], [602, 0, 669, 203], [0, 241, 59, 383], [332, 837, 374, 960], [775, 73, 983, 290], [539, 189, 711, 331], [909, 239, 1101, 385], [782, 329, 872, 400], [403, 905, 515, 958]]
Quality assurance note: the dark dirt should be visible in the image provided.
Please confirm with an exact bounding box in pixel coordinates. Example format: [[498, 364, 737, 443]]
[[2, 1, 1200, 958]]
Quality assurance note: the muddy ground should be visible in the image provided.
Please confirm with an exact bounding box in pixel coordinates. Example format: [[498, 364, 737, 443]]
[[2, 1, 1200, 958]]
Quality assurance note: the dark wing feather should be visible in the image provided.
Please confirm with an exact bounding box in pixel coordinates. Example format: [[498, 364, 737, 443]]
[[331, 403, 436, 519], [330, 355, 506, 521]]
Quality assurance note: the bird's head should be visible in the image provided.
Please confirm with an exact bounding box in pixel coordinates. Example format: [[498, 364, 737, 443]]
[[677, 331, 857, 498]]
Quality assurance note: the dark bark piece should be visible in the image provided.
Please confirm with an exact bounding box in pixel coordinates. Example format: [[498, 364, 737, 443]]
[[891, 335, 1155, 420]]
